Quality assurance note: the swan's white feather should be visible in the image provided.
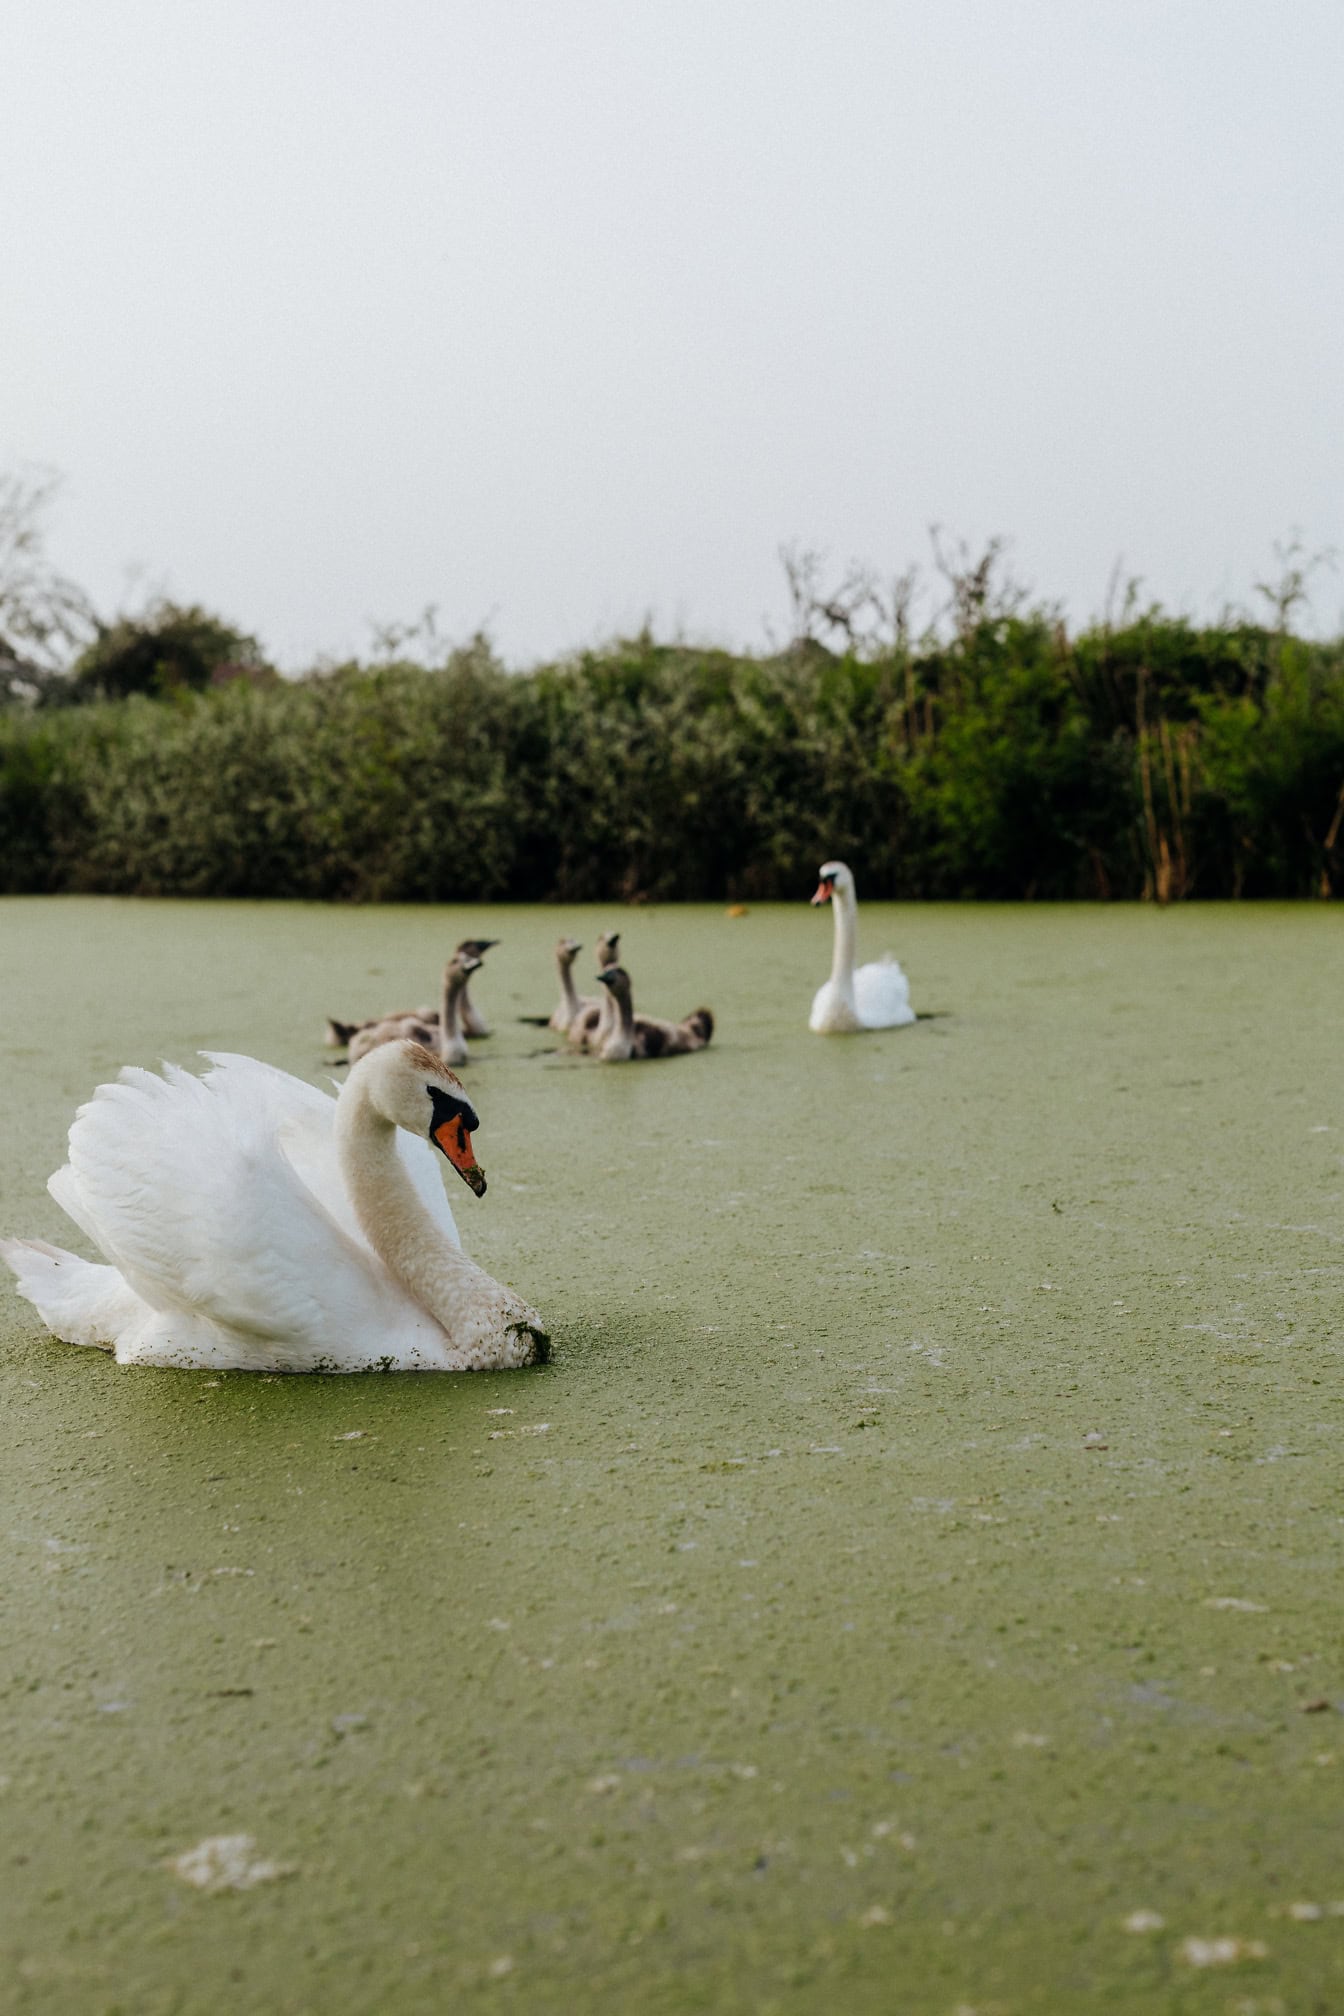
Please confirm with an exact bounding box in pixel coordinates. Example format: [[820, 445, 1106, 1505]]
[[0, 1237, 146, 1351], [200, 1053, 462, 1254], [853, 955, 916, 1028]]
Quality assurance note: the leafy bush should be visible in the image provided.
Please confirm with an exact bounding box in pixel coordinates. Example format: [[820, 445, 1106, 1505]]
[[70, 602, 272, 700], [2, 618, 1342, 901]]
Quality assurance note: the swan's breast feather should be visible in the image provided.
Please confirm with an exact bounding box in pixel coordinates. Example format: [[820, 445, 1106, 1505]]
[[809, 980, 861, 1033]]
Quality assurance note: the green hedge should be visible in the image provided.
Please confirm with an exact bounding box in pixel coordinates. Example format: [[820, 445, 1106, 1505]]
[[3, 623, 1342, 900]]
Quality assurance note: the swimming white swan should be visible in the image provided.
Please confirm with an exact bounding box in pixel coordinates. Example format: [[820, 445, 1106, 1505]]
[[0, 1041, 548, 1373], [809, 860, 915, 1034]]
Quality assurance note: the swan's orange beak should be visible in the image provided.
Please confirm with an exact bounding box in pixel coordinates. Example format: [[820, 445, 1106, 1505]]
[[433, 1113, 487, 1195], [811, 878, 835, 906]]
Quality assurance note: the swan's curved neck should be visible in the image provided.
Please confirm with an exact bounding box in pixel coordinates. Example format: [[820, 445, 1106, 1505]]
[[335, 1080, 488, 1337], [830, 883, 858, 987], [441, 966, 467, 1045], [557, 952, 580, 1023], [601, 982, 634, 1060]]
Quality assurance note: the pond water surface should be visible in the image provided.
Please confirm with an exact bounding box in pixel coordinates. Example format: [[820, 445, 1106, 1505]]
[[2, 897, 1342, 2014]]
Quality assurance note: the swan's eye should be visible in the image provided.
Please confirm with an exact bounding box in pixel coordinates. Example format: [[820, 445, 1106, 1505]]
[[427, 1084, 478, 1134]]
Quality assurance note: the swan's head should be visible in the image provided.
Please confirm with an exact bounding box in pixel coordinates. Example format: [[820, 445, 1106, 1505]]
[[596, 963, 631, 1000], [355, 1039, 487, 1196], [456, 938, 499, 959], [811, 860, 853, 906], [596, 928, 621, 967], [556, 936, 583, 965], [444, 949, 483, 982]]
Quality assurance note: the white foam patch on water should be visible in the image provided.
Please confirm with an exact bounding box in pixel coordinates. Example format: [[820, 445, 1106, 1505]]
[[1178, 1935, 1268, 1966], [168, 1834, 295, 1892]]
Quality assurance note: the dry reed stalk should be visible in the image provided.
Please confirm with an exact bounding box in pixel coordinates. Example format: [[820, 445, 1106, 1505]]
[[1136, 668, 1163, 902], [1158, 716, 1190, 900], [1135, 663, 1192, 903], [1321, 777, 1344, 897]]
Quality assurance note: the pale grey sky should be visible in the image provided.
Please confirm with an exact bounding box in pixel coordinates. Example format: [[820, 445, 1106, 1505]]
[[4, 0, 1342, 667]]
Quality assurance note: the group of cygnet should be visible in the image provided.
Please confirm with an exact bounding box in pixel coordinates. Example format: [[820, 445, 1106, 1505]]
[[325, 932, 713, 1066], [325, 939, 498, 1066], [548, 932, 713, 1060]]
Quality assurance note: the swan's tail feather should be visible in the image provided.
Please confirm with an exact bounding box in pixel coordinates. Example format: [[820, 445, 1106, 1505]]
[[47, 1162, 108, 1250], [0, 1236, 139, 1350], [684, 1008, 714, 1044], [4, 1235, 67, 1262], [853, 956, 916, 1028]]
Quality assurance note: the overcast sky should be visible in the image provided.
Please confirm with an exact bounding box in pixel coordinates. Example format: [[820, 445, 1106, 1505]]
[[4, 1, 1342, 668]]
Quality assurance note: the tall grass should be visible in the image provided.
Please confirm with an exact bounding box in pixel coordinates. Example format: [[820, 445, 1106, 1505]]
[[3, 619, 1342, 901]]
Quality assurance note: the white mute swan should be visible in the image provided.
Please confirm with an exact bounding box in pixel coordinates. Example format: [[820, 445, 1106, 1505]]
[[347, 950, 479, 1067], [809, 860, 915, 1034], [0, 1041, 548, 1373], [595, 965, 714, 1061]]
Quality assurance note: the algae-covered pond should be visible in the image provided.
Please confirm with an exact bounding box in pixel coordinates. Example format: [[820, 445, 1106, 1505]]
[[2, 896, 1342, 2015]]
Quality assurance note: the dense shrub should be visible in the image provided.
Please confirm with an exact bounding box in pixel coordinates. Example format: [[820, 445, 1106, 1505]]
[[2, 621, 1342, 901], [70, 601, 271, 700]]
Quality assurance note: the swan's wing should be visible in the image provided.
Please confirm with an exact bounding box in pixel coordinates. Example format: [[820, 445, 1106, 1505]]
[[200, 1050, 369, 1252], [248, 1072, 464, 1255], [0, 1234, 146, 1350], [202, 1051, 461, 1256], [198, 1049, 335, 1121], [59, 1056, 396, 1353], [853, 957, 916, 1027]]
